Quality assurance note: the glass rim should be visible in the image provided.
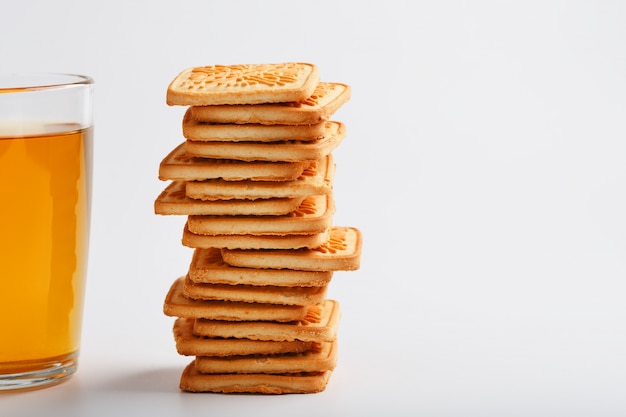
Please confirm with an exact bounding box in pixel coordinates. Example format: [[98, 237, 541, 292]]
[[0, 73, 94, 92]]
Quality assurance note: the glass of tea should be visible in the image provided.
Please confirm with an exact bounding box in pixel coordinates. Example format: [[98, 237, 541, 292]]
[[0, 74, 94, 390]]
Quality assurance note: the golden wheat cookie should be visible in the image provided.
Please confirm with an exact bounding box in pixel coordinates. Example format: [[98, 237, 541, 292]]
[[159, 143, 308, 182], [221, 226, 362, 271], [167, 63, 319, 106], [193, 299, 340, 342], [183, 108, 326, 142], [189, 82, 351, 125], [183, 276, 328, 306], [185, 154, 334, 201], [188, 248, 333, 287], [164, 277, 310, 322], [184, 121, 345, 162], [180, 361, 332, 394], [187, 194, 334, 237], [194, 340, 337, 375], [173, 318, 317, 357], [155, 181, 305, 216], [182, 223, 329, 250]]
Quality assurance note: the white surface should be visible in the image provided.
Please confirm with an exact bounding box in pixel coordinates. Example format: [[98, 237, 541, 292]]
[[2, 0, 626, 415]]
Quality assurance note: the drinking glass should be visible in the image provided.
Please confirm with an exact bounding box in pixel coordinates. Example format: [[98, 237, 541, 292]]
[[0, 73, 93, 390]]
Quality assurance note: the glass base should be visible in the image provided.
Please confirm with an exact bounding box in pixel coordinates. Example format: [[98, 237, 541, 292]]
[[0, 351, 78, 392]]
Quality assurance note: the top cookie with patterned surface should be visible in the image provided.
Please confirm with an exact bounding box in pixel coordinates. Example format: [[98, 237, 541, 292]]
[[167, 63, 319, 106]]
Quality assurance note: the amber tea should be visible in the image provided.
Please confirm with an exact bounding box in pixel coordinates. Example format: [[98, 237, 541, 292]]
[[0, 126, 92, 377]]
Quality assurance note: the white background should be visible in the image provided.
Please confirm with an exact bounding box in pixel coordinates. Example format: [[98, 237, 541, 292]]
[[2, 0, 626, 415]]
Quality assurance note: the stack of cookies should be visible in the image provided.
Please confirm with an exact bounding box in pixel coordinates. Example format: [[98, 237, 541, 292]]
[[154, 63, 362, 394]]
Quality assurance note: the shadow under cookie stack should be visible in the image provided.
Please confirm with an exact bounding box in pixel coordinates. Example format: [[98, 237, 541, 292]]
[[154, 62, 362, 394]]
